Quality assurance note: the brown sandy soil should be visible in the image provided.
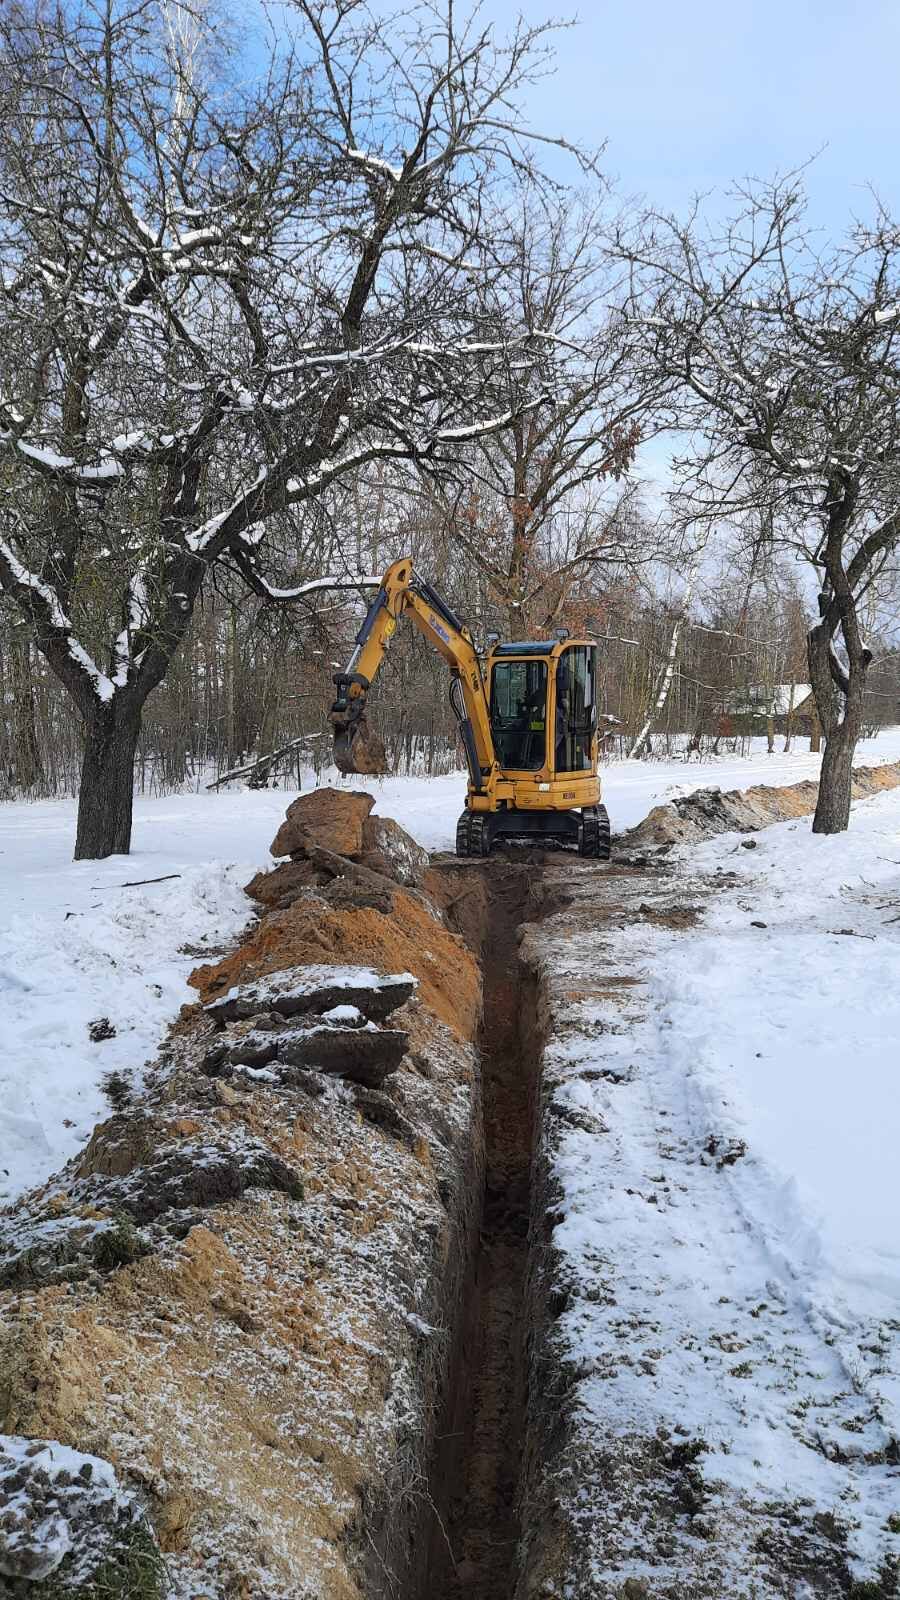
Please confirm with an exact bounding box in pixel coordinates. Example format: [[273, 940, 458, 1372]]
[[189, 886, 480, 1041], [0, 844, 482, 1599]]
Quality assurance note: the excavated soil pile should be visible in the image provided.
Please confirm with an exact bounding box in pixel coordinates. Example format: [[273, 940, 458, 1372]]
[[195, 784, 478, 1037], [0, 793, 484, 1600], [626, 758, 900, 848], [191, 889, 478, 1042]]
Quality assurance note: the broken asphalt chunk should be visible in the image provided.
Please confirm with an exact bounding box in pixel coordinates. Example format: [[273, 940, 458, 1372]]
[[204, 964, 416, 1026]]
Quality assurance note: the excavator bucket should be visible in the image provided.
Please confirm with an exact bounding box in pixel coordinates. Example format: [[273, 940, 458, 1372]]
[[333, 715, 388, 777]]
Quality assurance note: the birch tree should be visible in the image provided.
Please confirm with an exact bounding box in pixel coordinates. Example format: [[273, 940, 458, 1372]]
[[628, 534, 707, 757], [620, 177, 900, 831], [0, 0, 583, 856]]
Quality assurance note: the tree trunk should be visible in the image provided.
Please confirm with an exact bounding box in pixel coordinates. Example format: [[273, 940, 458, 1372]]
[[808, 622, 866, 835], [812, 726, 855, 834], [74, 700, 142, 859]]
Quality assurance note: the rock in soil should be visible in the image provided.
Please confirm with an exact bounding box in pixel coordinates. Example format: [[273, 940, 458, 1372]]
[[279, 1023, 409, 1087], [269, 787, 374, 860], [203, 964, 416, 1026], [0, 1435, 162, 1591], [359, 815, 430, 887], [244, 859, 320, 907], [69, 1117, 304, 1221]]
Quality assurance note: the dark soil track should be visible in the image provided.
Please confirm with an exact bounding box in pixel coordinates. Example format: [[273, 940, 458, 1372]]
[[420, 861, 545, 1600]]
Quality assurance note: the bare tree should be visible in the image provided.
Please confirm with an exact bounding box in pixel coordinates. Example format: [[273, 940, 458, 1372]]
[[0, 0, 586, 856], [419, 189, 660, 635], [620, 175, 900, 830]]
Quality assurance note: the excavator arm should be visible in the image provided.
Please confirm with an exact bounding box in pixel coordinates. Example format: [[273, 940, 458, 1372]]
[[330, 558, 496, 789]]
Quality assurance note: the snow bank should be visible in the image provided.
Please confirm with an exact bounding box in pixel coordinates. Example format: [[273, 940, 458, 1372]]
[[0, 807, 263, 1204]]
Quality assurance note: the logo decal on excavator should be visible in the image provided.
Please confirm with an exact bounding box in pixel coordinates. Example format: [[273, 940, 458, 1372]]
[[428, 612, 451, 644]]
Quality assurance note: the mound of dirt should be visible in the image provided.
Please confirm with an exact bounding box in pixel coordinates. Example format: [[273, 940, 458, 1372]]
[[626, 759, 900, 847], [190, 887, 480, 1041], [265, 789, 430, 894], [2, 806, 485, 1600]]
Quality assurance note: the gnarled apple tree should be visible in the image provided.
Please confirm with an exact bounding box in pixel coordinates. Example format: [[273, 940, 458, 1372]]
[[620, 177, 900, 831], [0, 0, 583, 856]]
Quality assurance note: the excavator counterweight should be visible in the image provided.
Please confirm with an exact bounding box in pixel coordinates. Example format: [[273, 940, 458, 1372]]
[[328, 558, 610, 860]]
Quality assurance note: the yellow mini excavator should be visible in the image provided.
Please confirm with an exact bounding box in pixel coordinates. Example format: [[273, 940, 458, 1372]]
[[329, 557, 611, 859]]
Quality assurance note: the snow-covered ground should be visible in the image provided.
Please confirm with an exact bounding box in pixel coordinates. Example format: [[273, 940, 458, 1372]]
[[2, 728, 900, 1209], [539, 782, 900, 1586], [663, 791, 900, 1442]]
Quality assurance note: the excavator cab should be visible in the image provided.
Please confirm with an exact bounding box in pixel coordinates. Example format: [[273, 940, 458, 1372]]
[[329, 559, 610, 860], [488, 641, 599, 777], [474, 637, 608, 856]]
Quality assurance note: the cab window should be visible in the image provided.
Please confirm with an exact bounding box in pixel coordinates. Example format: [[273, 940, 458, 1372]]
[[490, 659, 547, 771], [554, 646, 597, 772]]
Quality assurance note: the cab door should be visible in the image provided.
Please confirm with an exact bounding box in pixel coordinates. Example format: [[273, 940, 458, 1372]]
[[553, 645, 598, 774]]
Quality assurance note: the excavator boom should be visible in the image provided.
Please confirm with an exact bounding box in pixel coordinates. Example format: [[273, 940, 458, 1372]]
[[330, 559, 496, 788]]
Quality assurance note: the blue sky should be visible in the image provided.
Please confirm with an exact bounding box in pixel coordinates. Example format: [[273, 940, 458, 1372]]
[[473, 0, 900, 240]]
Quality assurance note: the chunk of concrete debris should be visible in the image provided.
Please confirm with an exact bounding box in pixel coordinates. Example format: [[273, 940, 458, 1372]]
[[0, 1436, 160, 1590], [205, 965, 416, 1026], [359, 815, 430, 887], [279, 1023, 409, 1087], [244, 858, 318, 907], [270, 787, 374, 860]]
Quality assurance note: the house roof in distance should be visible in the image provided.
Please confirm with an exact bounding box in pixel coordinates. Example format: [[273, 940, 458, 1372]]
[[726, 683, 813, 716]]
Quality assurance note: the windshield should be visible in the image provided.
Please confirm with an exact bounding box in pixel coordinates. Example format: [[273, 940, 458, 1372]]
[[490, 659, 547, 771]]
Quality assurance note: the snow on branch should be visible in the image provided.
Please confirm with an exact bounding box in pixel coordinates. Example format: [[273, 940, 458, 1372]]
[[242, 570, 381, 603], [0, 537, 115, 703], [344, 148, 403, 184], [111, 571, 150, 689], [434, 401, 540, 443], [2, 431, 165, 486]]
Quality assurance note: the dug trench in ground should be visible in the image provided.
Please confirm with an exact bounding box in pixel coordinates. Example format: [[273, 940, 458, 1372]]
[[416, 858, 551, 1600]]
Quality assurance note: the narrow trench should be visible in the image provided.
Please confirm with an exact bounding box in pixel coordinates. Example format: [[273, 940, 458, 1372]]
[[419, 860, 542, 1600]]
